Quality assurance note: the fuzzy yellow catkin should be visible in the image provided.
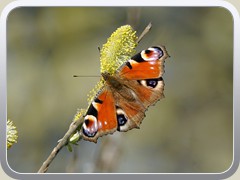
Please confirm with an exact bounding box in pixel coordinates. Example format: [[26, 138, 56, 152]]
[[87, 25, 138, 104], [7, 119, 18, 149], [100, 25, 138, 74]]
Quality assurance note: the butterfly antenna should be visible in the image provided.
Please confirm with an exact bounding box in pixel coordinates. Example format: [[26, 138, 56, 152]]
[[137, 22, 152, 44], [73, 75, 100, 77]]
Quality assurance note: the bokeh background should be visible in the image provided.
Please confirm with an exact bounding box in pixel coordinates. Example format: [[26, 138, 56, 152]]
[[7, 7, 233, 173]]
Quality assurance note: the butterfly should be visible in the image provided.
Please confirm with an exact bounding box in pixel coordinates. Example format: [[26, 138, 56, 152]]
[[81, 46, 169, 142]]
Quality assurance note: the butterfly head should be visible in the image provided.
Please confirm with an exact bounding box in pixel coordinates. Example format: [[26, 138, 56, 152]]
[[101, 72, 123, 90]]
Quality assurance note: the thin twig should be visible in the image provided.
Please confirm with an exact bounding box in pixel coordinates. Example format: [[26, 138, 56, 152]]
[[137, 22, 152, 44], [37, 117, 84, 173]]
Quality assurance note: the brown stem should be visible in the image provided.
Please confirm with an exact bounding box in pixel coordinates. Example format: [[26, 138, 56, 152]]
[[37, 117, 84, 173], [137, 22, 152, 44]]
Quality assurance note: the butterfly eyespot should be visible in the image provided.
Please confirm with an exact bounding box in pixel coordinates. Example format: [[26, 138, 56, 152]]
[[117, 114, 127, 126], [146, 79, 158, 88], [116, 108, 128, 131], [82, 127, 97, 137], [141, 47, 164, 61], [82, 115, 98, 137], [151, 46, 164, 58], [138, 77, 163, 89]]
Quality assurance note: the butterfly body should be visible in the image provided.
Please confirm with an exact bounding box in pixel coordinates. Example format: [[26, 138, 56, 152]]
[[81, 46, 169, 142]]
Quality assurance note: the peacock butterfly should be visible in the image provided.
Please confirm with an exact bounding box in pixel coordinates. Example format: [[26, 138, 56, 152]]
[[81, 46, 169, 142]]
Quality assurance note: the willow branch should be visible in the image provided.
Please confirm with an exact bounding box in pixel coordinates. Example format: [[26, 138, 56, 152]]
[[37, 117, 84, 173], [137, 22, 152, 44]]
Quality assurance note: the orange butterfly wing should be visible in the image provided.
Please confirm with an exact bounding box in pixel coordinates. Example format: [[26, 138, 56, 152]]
[[119, 46, 168, 106], [119, 46, 168, 80], [81, 88, 117, 142], [114, 46, 169, 131]]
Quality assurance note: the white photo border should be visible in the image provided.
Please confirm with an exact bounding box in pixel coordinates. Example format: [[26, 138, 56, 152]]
[[0, 0, 239, 179]]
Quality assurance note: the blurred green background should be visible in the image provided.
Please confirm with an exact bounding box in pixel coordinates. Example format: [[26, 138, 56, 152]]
[[7, 7, 233, 173]]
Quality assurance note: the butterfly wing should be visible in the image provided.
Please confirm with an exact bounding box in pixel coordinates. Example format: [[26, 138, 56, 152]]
[[119, 46, 168, 80], [81, 88, 118, 143], [115, 46, 169, 131]]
